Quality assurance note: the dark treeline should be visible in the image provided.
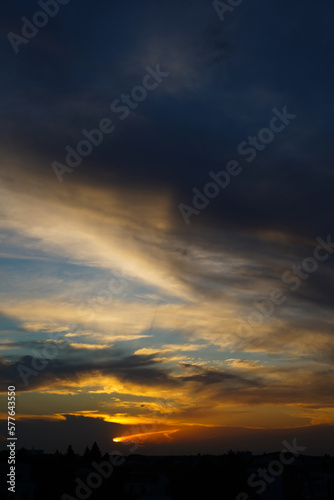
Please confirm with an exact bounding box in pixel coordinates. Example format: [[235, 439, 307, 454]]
[[1, 445, 334, 499]]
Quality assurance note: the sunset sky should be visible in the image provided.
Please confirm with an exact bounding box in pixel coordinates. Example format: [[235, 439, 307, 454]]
[[1, 0, 334, 455]]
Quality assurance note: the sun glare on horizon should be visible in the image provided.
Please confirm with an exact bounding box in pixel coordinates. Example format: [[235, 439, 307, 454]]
[[113, 429, 180, 443]]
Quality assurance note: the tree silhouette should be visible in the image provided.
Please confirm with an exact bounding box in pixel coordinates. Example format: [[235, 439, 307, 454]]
[[90, 441, 101, 461], [83, 446, 91, 461], [66, 445, 75, 458]]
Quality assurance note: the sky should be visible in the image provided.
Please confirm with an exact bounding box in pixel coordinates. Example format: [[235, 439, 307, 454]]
[[1, 0, 334, 455]]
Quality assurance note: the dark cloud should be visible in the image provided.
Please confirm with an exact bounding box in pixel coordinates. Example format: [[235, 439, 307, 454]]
[[133, 423, 334, 456], [0, 415, 123, 454], [0, 348, 177, 392], [2, 414, 333, 456], [179, 363, 261, 387], [1, 0, 333, 253]]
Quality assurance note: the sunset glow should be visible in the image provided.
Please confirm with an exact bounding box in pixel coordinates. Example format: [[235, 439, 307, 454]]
[[113, 429, 180, 443]]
